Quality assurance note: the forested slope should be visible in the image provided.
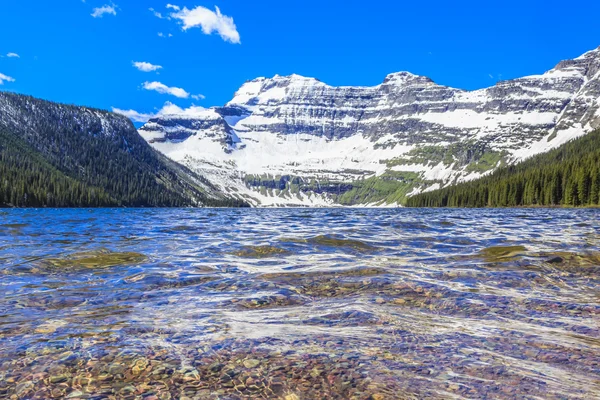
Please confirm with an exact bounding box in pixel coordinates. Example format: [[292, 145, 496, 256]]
[[0, 92, 247, 207], [406, 129, 600, 208]]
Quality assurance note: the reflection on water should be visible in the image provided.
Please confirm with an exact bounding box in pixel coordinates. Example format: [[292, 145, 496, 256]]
[[0, 208, 599, 399]]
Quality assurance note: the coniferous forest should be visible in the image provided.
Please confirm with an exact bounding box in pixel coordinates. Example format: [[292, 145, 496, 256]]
[[406, 129, 600, 208], [0, 92, 248, 208]]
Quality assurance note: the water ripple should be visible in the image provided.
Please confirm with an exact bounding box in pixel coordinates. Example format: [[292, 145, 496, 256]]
[[0, 208, 599, 399]]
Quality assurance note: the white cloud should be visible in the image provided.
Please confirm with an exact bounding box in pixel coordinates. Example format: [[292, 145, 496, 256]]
[[192, 94, 205, 100], [111, 108, 156, 123], [91, 5, 117, 18], [166, 4, 180, 11], [170, 6, 240, 44], [6, 53, 20, 58], [143, 81, 189, 98], [157, 102, 208, 117], [0, 73, 15, 85], [133, 61, 163, 72], [113, 101, 209, 123]]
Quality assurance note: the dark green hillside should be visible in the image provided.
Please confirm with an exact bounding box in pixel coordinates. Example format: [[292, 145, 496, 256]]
[[0, 128, 116, 207], [406, 129, 600, 208], [0, 92, 247, 208]]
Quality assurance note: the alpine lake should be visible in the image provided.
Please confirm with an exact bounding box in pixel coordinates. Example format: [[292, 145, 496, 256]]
[[1, 208, 599, 399]]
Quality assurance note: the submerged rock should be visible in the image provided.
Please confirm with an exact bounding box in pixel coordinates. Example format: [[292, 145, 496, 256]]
[[243, 359, 260, 369], [41, 249, 147, 271], [540, 251, 600, 273], [284, 235, 378, 252], [232, 245, 290, 258], [479, 245, 528, 262]]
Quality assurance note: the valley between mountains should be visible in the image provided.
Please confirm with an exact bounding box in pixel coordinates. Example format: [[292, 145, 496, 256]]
[[135, 46, 600, 207]]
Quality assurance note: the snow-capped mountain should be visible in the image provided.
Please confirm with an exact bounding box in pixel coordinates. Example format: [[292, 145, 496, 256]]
[[138, 47, 600, 207]]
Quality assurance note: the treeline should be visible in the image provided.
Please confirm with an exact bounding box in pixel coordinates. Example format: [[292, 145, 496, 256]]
[[406, 129, 600, 207], [0, 92, 248, 208]]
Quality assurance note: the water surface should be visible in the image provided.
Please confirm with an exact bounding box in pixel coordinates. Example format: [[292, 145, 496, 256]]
[[1, 208, 599, 399]]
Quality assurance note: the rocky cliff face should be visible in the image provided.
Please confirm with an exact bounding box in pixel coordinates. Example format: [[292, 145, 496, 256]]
[[138, 47, 600, 207]]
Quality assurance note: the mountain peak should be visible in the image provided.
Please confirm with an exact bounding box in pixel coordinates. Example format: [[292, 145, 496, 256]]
[[247, 74, 321, 85], [574, 46, 600, 61], [382, 71, 434, 86], [228, 74, 325, 107], [273, 73, 319, 81], [548, 45, 600, 79]]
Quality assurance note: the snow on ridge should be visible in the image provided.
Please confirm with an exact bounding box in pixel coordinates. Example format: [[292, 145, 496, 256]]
[[229, 44, 599, 108], [512, 124, 588, 162], [157, 106, 221, 120], [574, 46, 600, 61], [382, 71, 434, 86], [228, 56, 592, 111], [419, 110, 558, 130], [229, 71, 438, 107]]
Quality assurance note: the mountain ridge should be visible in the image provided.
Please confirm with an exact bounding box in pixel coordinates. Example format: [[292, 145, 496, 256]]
[[136, 46, 600, 207]]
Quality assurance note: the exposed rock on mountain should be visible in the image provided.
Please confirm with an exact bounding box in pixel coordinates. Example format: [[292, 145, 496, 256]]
[[139, 47, 600, 207]]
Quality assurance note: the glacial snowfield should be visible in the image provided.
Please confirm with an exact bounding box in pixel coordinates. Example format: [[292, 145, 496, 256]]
[[135, 47, 600, 207]]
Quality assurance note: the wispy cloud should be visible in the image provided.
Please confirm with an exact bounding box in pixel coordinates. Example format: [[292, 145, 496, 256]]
[[113, 102, 208, 123], [166, 4, 180, 11], [6, 53, 20, 58], [0, 73, 15, 85], [149, 8, 165, 19], [143, 81, 189, 98], [170, 5, 240, 44], [91, 4, 117, 18], [192, 94, 205, 100], [157, 32, 173, 38], [133, 61, 162, 72], [111, 108, 156, 123]]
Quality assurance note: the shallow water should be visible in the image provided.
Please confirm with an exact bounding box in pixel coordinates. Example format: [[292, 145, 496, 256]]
[[0, 208, 599, 399]]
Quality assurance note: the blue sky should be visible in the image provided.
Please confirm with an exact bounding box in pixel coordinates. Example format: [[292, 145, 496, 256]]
[[1, 0, 599, 122]]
